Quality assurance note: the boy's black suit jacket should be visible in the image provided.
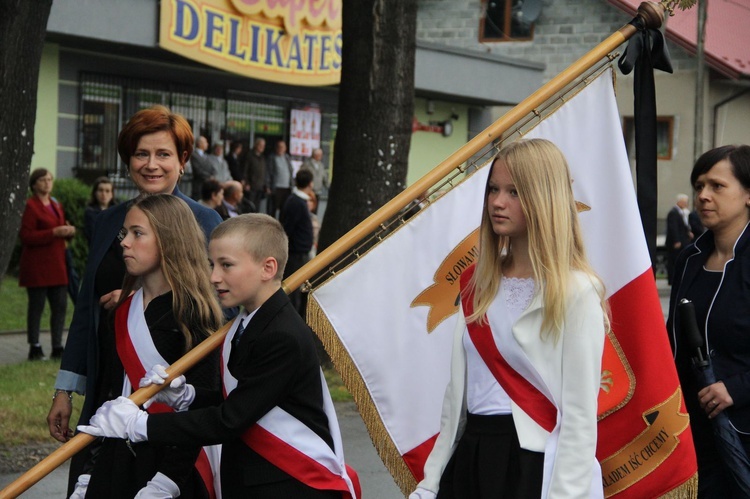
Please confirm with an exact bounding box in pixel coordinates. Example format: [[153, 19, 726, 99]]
[[148, 288, 333, 495]]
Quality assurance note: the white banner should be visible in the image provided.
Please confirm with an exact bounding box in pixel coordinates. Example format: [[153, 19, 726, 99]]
[[310, 69, 695, 497]]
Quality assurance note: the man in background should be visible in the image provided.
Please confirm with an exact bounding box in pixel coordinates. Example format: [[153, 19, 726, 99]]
[[188, 136, 214, 199], [209, 142, 232, 183], [300, 148, 329, 206], [226, 141, 244, 183], [266, 140, 293, 219], [665, 193, 693, 284], [282, 169, 314, 315], [244, 138, 267, 213]]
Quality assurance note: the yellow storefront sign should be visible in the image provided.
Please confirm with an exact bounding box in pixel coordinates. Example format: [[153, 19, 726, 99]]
[[159, 0, 342, 86]]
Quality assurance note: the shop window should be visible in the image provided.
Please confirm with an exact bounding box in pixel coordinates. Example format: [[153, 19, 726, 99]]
[[480, 0, 534, 42], [623, 116, 675, 160], [79, 82, 122, 182], [225, 95, 287, 154], [78, 74, 340, 199]]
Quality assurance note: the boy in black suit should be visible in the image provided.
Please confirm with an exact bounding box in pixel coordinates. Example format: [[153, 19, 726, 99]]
[[80, 214, 359, 499]]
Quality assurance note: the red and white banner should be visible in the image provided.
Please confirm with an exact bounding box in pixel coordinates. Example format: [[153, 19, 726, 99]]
[[309, 69, 696, 497]]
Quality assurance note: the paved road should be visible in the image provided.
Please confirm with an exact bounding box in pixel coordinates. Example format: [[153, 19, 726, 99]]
[[0, 278, 670, 497]]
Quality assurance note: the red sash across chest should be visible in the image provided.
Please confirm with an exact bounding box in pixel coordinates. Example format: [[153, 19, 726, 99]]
[[115, 294, 218, 499], [220, 316, 360, 498], [460, 265, 557, 433]]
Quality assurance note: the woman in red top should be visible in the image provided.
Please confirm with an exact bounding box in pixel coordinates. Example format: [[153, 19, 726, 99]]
[[19, 168, 76, 360]]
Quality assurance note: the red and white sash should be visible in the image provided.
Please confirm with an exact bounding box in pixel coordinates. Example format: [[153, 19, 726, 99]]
[[221, 314, 360, 498], [115, 289, 222, 499], [461, 267, 603, 498], [459, 267, 558, 432]]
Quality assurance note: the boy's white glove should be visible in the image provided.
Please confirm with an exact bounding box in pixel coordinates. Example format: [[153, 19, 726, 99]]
[[139, 364, 195, 412], [77, 396, 149, 442], [69, 473, 90, 499], [134, 472, 180, 498], [409, 487, 437, 499]]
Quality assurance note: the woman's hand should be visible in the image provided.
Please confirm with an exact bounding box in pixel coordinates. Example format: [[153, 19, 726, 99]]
[[699, 381, 734, 419], [99, 289, 123, 310], [52, 225, 76, 238]]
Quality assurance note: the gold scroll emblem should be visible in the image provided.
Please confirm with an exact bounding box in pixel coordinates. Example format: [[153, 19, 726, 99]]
[[410, 228, 480, 332], [600, 388, 690, 497]]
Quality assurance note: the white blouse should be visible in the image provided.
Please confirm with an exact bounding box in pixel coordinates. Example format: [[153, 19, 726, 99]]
[[464, 276, 535, 415]]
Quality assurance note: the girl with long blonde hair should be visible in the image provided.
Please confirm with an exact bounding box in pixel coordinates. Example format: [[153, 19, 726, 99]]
[[72, 194, 222, 499], [412, 139, 608, 498]]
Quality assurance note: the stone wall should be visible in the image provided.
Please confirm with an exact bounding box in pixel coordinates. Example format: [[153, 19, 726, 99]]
[[416, 0, 696, 81]]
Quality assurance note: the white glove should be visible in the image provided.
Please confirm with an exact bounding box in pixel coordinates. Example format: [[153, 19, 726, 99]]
[[134, 472, 180, 498], [409, 487, 437, 499], [139, 364, 195, 412], [69, 473, 90, 499], [77, 396, 149, 442]]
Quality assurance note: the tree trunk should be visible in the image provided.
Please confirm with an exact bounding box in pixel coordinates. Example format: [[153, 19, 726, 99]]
[[0, 0, 53, 282], [318, 0, 417, 252]]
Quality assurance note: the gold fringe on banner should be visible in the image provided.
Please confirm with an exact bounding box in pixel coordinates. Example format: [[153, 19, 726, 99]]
[[657, 472, 698, 499], [307, 295, 417, 496]]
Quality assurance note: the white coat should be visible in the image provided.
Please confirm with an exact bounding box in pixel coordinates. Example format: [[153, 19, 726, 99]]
[[411, 271, 605, 499]]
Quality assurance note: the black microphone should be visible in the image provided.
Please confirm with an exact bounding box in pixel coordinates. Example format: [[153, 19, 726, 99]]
[[678, 298, 708, 368]]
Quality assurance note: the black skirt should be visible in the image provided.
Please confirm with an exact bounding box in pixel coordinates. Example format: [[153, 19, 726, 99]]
[[437, 413, 544, 499]]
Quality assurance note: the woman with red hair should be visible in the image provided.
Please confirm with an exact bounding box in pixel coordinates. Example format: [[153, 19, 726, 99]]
[[46, 106, 223, 496]]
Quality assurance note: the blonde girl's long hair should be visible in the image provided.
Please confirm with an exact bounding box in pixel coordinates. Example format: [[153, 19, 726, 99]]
[[465, 138, 608, 341], [118, 194, 223, 350]]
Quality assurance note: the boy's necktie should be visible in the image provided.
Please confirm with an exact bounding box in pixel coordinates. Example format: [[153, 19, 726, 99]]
[[232, 317, 247, 348]]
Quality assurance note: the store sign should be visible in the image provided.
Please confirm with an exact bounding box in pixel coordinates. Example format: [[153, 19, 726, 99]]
[[159, 0, 342, 86]]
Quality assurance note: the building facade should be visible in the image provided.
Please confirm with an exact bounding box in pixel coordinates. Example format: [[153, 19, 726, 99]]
[[34, 0, 543, 199], [415, 0, 750, 227]]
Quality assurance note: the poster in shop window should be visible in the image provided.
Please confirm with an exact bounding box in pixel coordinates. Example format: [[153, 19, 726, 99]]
[[290, 108, 321, 158]]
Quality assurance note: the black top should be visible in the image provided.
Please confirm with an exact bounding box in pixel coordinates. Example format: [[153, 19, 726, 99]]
[[683, 267, 723, 352], [668, 225, 750, 433], [282, 193, 313, 254], [85, 292, 220, 498]]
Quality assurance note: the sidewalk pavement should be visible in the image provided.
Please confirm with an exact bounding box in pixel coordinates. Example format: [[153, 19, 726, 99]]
[[0, 277, 672, 497]]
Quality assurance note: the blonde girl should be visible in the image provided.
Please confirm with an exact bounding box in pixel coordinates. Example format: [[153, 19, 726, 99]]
[[412, 139, 608, 499]]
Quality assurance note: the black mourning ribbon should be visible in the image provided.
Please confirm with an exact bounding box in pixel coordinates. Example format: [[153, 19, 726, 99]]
[[618, 19, 673, 272]]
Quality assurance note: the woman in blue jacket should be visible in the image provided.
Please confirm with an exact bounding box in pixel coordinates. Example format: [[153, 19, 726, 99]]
[[45, 106, 223, 495], [667, 145, 750, 498]]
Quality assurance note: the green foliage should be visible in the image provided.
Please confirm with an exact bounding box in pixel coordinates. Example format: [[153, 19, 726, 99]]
[[324, 367, 353, 402], [8, 178, 91, 278], [51, 178, 91, 277]]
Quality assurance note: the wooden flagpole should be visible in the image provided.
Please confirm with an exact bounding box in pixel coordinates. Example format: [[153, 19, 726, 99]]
[[0, 322, 232, 499], [1, 2, 677, 496]]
